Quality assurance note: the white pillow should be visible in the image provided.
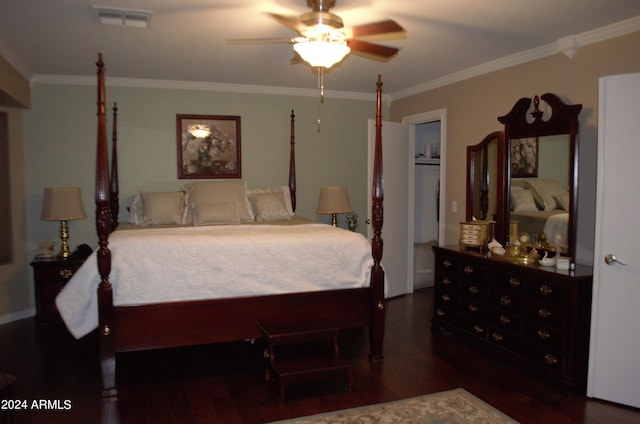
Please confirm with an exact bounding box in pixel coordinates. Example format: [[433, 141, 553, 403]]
[[193, 202, 240, 225], [249, 192, 292, 221], [183, 180, 254, 222], [247, 186, 294, 216], [511, 188, 539, 212], [129, 193, 143, 225], [139, 191, 186, 226], [524, 179, 568, 211]]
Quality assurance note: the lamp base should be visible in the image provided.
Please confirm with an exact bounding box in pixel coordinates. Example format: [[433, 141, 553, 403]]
[[57, 220, 72, 260], [330, 213, 338, 227]]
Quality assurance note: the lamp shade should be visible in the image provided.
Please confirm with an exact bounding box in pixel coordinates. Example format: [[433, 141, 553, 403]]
[[316, 186, 352, 215], [293, 40, 350, 68], [40, 187, 87, 221]]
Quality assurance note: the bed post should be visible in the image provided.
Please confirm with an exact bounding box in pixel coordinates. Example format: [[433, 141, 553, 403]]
[[369, 75, 385, 360], [95, 54, 117, 397], [289, 110, 297, 212], [110, 102, 119, 232]]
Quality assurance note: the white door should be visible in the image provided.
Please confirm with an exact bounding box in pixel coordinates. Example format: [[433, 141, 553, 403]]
[[367, 119, 413, 298], [587, 73, 640, 408]]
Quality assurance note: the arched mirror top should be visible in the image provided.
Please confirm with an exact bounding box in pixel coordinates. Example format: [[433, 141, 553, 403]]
[[498, 93, 582, 262]]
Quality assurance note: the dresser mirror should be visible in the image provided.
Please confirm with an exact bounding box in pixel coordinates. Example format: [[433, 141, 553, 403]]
[[465, 131, 506, 242], [498, 93, 582, 260]]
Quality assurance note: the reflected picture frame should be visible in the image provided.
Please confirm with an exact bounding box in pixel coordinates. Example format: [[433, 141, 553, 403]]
[[510, 137, 538, 178], [177, 114, 241, 179]]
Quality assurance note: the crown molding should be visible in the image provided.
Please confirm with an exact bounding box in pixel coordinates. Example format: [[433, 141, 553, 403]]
[[30, 74, 387, 103], [388, 15, 640, 102]]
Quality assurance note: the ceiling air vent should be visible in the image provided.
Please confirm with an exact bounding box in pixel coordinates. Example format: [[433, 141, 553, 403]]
[[93, 5, 152, 28]]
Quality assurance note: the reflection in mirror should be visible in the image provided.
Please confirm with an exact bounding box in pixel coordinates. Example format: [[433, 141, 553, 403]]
[[499, 93, 582, 262], [466, 131, 505, 242]]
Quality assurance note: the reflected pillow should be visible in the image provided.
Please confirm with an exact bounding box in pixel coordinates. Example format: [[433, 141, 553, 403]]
[[524, 178, 568, 211], [555, 192, 570, 211], [511, 188, 539, 212]]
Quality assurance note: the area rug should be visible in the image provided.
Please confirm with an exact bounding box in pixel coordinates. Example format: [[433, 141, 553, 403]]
[[269, 388, 518, 423]]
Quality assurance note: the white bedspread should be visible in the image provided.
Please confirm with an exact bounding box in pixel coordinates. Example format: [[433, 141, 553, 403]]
[[56, 223, 374, 339], [542, 212, 569, 245]]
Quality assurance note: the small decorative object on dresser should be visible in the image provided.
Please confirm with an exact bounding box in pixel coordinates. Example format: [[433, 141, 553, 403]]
[[31, 258, 85, 326], [431, 246, 593, 389]]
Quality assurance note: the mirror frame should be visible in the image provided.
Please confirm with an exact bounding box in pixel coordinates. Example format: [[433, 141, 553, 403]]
[[465, 131, 506, 242], [498, 93, 582, 260]]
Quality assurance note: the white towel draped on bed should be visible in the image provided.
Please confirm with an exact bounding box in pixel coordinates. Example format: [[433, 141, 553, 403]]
[[56, 223, 375, 339]]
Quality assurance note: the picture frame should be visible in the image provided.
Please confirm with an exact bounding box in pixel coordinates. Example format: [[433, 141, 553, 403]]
[[510, 137, 538, 178], [177, 114, 241, 179]]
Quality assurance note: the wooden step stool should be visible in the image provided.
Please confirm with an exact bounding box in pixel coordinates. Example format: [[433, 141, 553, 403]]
[[258, 322, 353, 401]]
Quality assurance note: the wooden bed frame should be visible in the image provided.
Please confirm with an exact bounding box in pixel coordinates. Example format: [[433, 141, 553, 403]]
[[93, 54, 386, 397]]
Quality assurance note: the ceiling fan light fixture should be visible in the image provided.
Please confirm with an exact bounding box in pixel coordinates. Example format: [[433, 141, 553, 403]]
[[187, 125, 211, 138], [293, 40, 350, 68]]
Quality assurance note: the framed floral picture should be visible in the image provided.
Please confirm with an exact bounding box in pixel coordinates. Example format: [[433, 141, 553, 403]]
[[510, 137, 538, 178], [177, 114, 241, 179]]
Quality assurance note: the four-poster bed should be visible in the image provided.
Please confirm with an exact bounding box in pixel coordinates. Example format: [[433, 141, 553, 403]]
[[63, 54, 386, 397]]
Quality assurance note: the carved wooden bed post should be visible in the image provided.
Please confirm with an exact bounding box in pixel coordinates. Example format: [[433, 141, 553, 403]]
[[289, 110, 297, 212], [369, 75, 385, 360], [95, 54, 117, 397]]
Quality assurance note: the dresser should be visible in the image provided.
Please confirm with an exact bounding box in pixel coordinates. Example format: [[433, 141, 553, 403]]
[[31, 258, 85, 325], [432, 246, 593, 389]]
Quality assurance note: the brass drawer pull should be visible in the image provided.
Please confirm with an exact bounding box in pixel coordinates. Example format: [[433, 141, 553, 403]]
[[537, 329, 551, 340], [491, 332, 503, 342], [538, 307, 551, 318], [539, 284, 553, 296], [509, 277, 520, 287], [464, 265, 474, 274], [500, 295, 512, 306], [59, 269, 73, 279], [469, 285, 479, 295], [473, 324, 484, 334], [436, 309, 445, 317], [441, 294, 451, 302], [442, 259, 452, 268], [468, 304, 478, 313], [442, 277, 451, 285], [499, 314, 511, 325], [544, 353, 558, 365]]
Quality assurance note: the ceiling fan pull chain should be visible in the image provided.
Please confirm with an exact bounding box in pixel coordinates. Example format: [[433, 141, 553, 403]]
[[316, 67, 325, 132]]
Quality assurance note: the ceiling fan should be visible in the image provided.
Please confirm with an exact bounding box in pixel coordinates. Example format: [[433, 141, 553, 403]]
[[228, 0, 406, 69]]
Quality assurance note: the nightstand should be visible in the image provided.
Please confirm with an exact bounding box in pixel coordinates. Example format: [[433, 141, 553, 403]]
[[30, 258, 85, 326]]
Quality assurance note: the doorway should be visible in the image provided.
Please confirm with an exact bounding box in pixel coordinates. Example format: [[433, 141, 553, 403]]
[[404, 110, 446, 291]]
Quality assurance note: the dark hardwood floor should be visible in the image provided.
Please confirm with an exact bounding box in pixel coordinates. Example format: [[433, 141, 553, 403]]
[[1, 288, 638, 424]]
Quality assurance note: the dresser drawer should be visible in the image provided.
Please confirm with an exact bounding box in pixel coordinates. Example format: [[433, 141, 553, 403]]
[[524, 301, 567, 328], [489, 310, 522, 334], [527, 279, 570, 304], [524, 323, 565, 350], [489, 290, 522, 313]]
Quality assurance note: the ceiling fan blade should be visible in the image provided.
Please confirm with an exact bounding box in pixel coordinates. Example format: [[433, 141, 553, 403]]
[[347, 39, 399, 60], [226, 37, 293, 45], [266, 12, 306, 34], [343, 19, 406, 40]]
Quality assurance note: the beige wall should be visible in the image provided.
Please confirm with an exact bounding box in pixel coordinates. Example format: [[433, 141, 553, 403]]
[[390, 31, 640, 264]]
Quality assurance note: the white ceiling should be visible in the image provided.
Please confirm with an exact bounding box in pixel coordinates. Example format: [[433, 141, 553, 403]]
[[1, 0, 640, 98]]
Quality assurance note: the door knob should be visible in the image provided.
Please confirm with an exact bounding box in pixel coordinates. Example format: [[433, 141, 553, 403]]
[[604, 254, 627, 266]]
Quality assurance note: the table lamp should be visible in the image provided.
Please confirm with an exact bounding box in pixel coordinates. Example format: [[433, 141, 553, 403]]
[[40, 187, 87, 260], [316, 186, 352, 227]]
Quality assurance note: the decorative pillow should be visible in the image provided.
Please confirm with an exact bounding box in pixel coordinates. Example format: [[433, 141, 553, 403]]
[[247, 186, 295, 216], [193, 202, 240, 225], [129, 193, 143, 225], [249, 192, 292, 221], [555, 192, 570, 211], [511, 188, 539, 212], [183, 180, 254, 222], [524, 179, 568, 211], [139, 191, 186, 226]]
